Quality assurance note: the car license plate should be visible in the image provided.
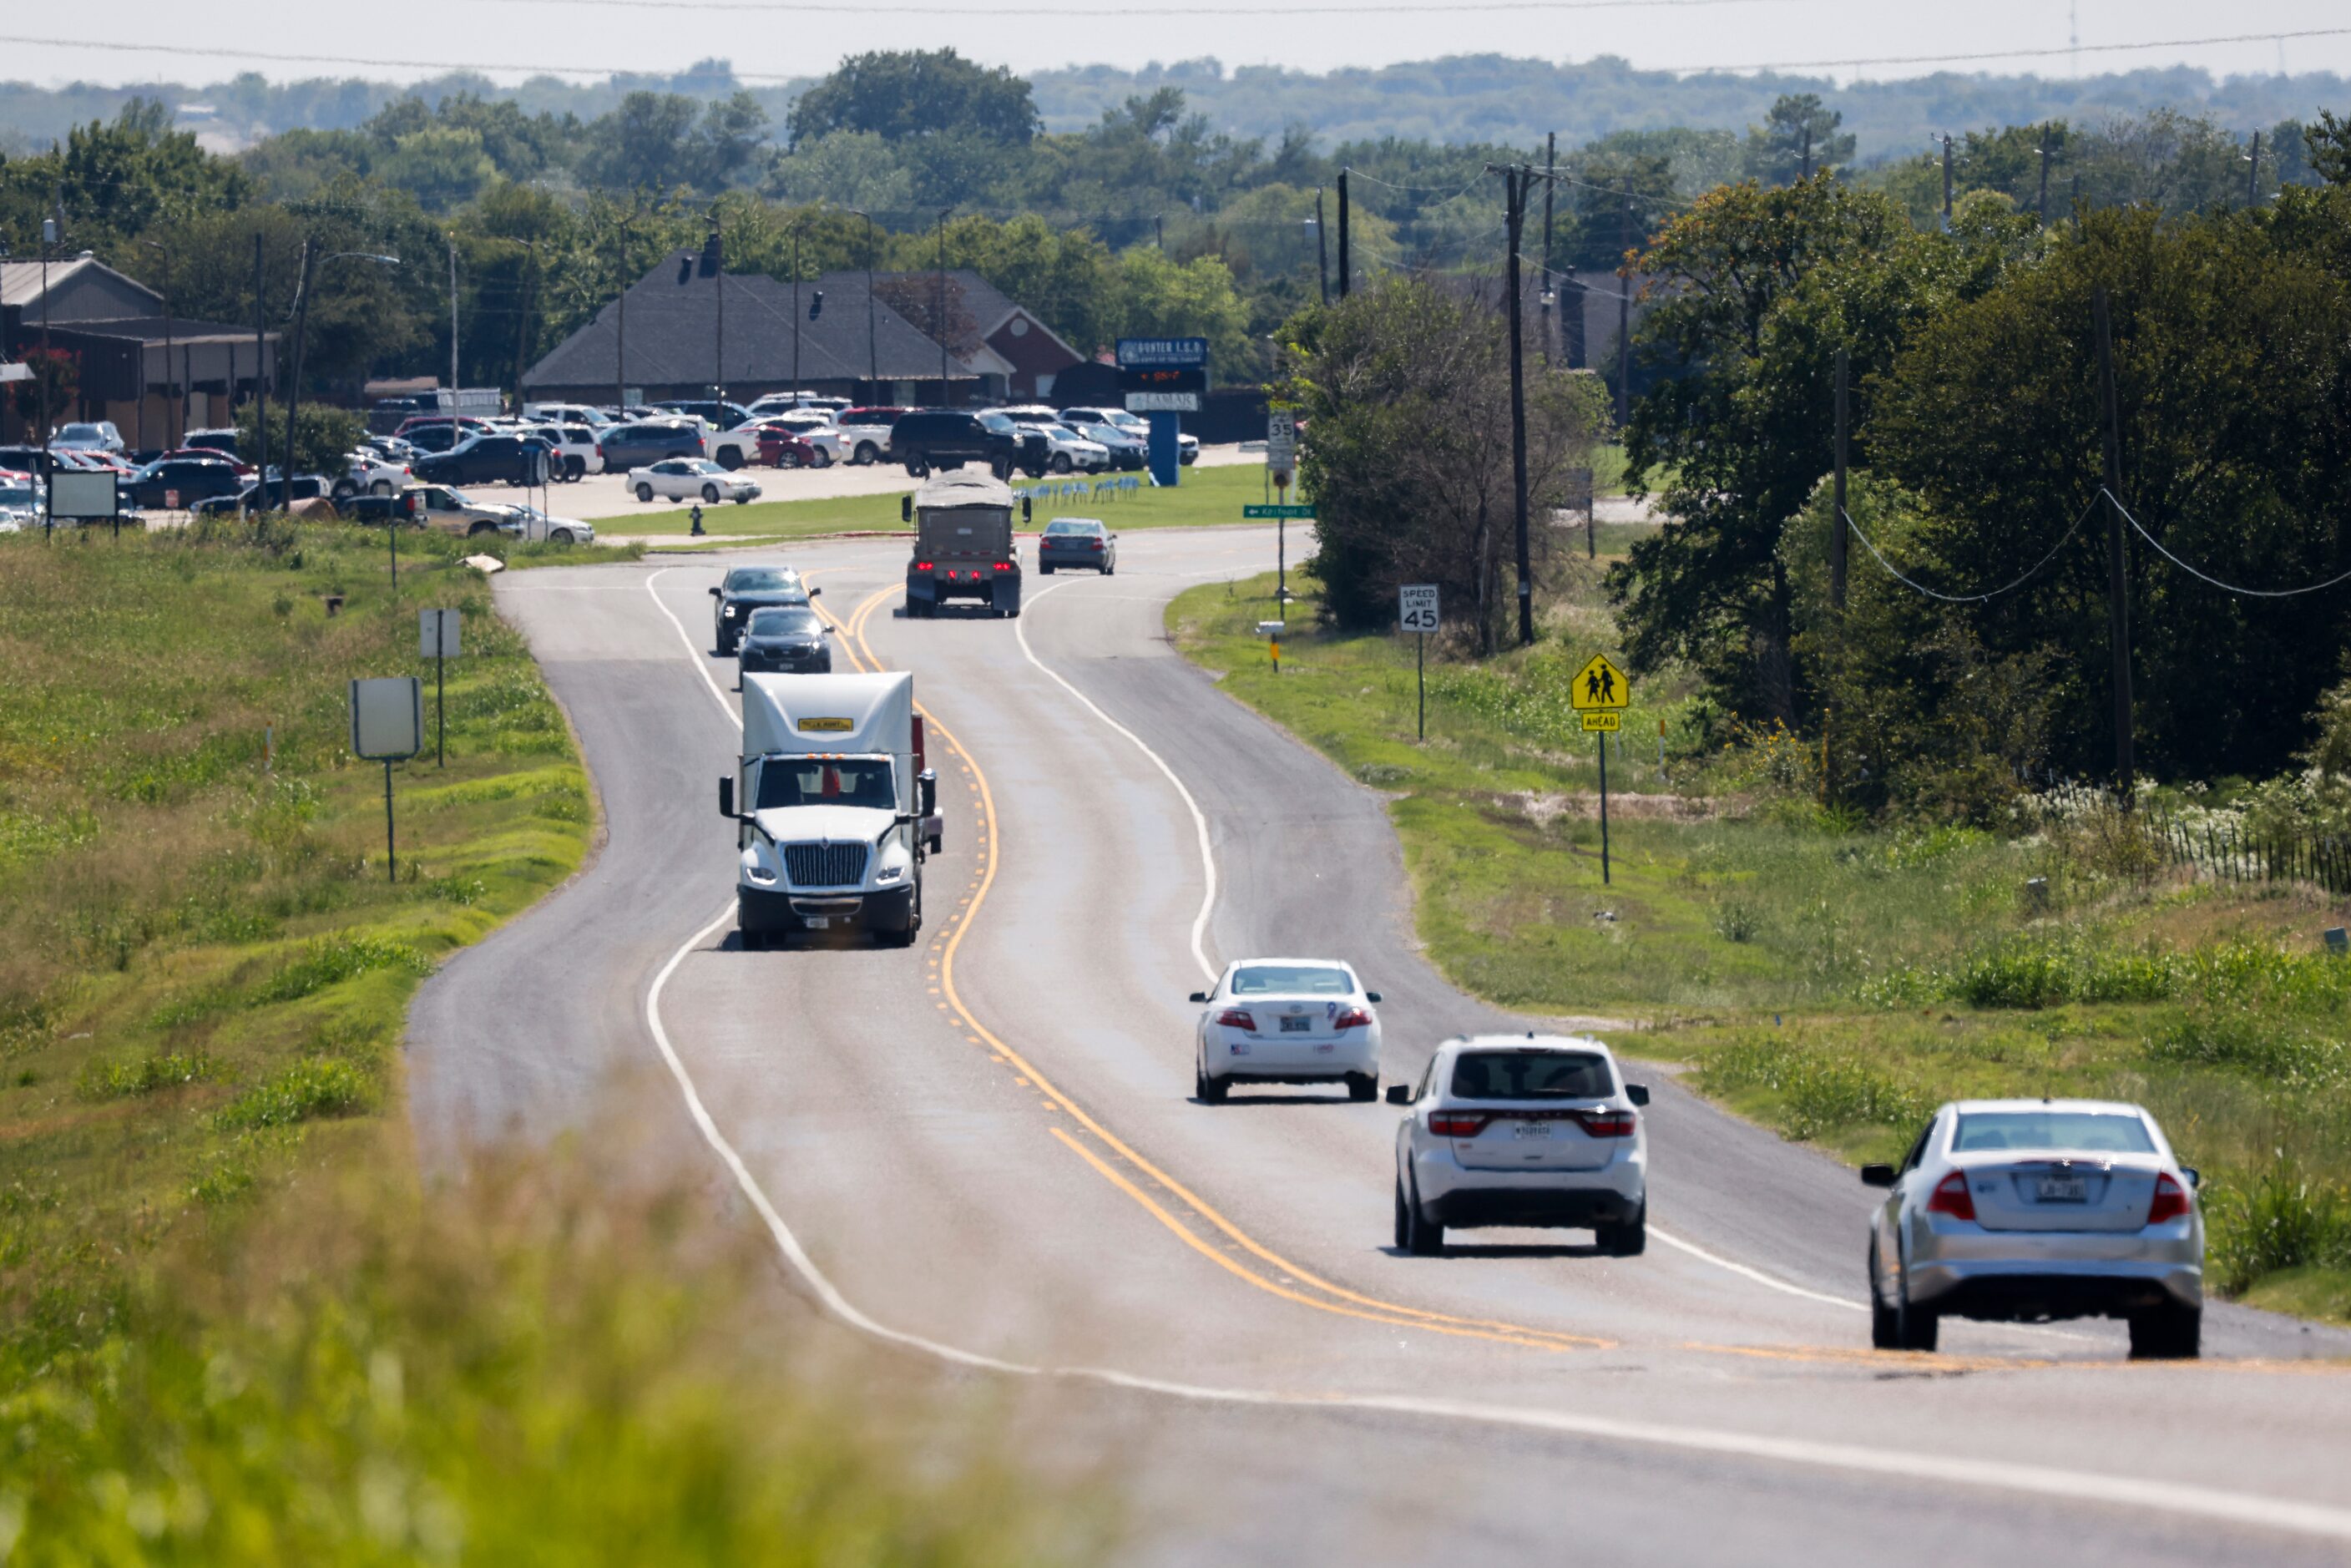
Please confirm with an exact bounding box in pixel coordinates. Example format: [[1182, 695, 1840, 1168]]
[[2036, 1175, 2087, 1202], [1510, 1121, 1550, 1140], [804, 916, 830, 930], [1280, 1016, 1312, 1033]]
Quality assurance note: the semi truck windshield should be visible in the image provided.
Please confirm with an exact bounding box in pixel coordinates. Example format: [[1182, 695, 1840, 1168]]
[[756, 758, 896, 810]]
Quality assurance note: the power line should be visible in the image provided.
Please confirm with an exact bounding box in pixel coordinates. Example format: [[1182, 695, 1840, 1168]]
[[2108, 491, 2351, 598], [1841, 498, 2096, 604], [1658, 25, 2351, 74]]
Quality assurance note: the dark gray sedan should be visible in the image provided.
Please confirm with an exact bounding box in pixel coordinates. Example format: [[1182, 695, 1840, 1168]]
[[1037, 517, 1116, 575], [736, 605, 832, 677]]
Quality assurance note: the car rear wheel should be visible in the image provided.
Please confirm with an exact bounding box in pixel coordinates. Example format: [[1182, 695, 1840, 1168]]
[[1598, 1202, 1647, 1257], [1397, 1176, 1443, 1256], [564, 458, 586, 482], [1195, 1060, 1227, 1104], [2128, 1302, 2201, 1360], [1039, 563, 1054, 574], [1890, 1265, 1939, 1352], [716, 448, 743, 470], [854, 442, 879, 466], [811, 448, 832, 468], [635, 483, 655, 502], [1345, 1072, 1377, 1103], [1868, 1244, 1904, 1349], [1050, 453, 1073, 473]]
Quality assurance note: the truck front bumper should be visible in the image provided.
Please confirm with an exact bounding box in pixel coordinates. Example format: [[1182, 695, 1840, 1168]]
[[739, 883, 916, 938]]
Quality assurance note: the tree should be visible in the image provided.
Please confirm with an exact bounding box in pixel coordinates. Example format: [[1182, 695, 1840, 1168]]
[[1279, 276, 1601, 649], [2305, 110, 2351, 187], [1111, 247, 1251, 375], [786, 51, 1037, 148], [10, 347, 76, 431], [578, 93, 704, 193], [1742, 94, 1855, 185], [233, 399, 363, 478]]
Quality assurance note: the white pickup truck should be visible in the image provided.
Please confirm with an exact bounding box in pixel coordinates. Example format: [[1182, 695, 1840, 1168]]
[[720, 671, 941, 949]]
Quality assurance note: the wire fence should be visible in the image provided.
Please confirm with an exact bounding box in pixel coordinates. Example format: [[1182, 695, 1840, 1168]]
[[2143, 807, 2351, 898]]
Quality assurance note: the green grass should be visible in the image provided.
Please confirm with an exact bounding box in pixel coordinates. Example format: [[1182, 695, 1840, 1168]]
[[620, 460, 1278, 539], [1169, 566, 2351, 1321]]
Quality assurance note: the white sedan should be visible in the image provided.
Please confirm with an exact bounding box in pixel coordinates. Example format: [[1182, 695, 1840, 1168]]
[[629, 459, 762, 504], [1191, 958, 1383, 1103], [495, 504, 597, 545]]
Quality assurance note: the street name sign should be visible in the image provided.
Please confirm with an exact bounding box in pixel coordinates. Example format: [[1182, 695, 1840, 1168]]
[[1243, 503, 1316, 518]]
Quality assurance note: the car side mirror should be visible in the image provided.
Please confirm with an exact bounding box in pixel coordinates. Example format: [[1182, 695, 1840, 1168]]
[[1364, 991, 1382, 1004], [709, 585, 722, 597], [2182, 1167, 2201, 1189], [1187, 991, 1207, 1004], [1860, 1163, 1897, 1188], [809, 586, 821, 597], [717, 776, 734, 818], [902, 496, 913, 524], [1626, 1084, 1650, 1107], [1023, 496, 1034, 522], [1384, 1084, 1413, 1105]]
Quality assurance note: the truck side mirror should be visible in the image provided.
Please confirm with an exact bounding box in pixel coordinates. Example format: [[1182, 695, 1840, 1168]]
[[902, 495, 913, 524], [718, 776, 734, 818], [1626, 1084, 1651, 1107], [918, 770, 937, 816]]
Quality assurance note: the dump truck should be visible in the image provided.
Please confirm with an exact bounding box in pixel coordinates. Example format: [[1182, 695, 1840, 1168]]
[[718, 670, 940, 948], [900, 468, 1030, 619]]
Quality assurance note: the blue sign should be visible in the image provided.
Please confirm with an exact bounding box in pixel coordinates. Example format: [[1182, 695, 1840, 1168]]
[[1116, 336, 1209, 368]]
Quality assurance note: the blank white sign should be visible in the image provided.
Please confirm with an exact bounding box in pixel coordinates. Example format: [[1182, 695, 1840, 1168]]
[[350, 677, 422, 761], [419, 608, 462, 659], [48, 470, 119, 519]]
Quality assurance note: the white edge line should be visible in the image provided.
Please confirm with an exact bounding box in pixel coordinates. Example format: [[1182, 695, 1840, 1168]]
[[1014, 576, 1219, 982], [644, 564, 741, 726], [630, 561, 2347, 1541], [1648, 1226, 1868, 1313]]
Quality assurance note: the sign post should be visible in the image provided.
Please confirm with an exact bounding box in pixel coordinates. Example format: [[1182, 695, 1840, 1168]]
[[1116, 336, 1207, 489], [1399, 584, 1439, 740], [350, 676, 424, 883], [420, 609, 462, 767], [1570, 653, 1632, 884]]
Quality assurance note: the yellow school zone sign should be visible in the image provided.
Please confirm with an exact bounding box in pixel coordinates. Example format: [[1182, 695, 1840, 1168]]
[[1570, 654, 1631, 711]]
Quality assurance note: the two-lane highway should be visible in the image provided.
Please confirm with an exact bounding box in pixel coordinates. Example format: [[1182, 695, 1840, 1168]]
[[410, 526, 2351, 1565]]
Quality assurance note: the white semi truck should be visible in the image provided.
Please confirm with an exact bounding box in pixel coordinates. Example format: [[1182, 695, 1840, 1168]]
[[719, 670, 941, 948]]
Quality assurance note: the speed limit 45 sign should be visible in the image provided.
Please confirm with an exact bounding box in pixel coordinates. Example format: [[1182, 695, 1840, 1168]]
[[1399, 584, 1440, 632]]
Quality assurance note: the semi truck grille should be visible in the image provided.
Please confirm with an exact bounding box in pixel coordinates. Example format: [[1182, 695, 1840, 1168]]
[[783, 842, 868, 888]]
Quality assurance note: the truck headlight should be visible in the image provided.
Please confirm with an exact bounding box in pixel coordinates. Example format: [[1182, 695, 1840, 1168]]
[[875, 864, 905, 884]]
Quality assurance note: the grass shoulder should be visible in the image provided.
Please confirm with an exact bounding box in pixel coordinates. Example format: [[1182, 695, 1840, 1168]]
[[1166, 569, 2351, 1323]]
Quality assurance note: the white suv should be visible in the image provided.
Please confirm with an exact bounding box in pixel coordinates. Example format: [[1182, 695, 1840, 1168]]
[[1391, 1034, 1650, 1257], [1059, 406, 1198, 465]]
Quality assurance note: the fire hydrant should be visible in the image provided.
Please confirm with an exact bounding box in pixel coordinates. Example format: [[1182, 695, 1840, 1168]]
[[689, 503, 705, 537]]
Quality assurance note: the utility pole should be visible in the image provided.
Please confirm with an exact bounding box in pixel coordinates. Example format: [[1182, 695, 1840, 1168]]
[[614, 215, 628, 410], [1314, 186, 1330, 306], [512, 240, 536, 407], [1615, 180, 1633, 430], [1939, 133, 1955, 230], [936, 207, 949, 402], [1540, 133, 1556, 364], [2093, 286, 2135, 805], [2246, 129, 2263, 206], [38, 216, 54, 467], [791, 226, 801, 394], [447, 237, 458, 400], [2036, 132, 2054, 226], [1831, 346, 1848, 612], [1336, 169, 1350, 300], [252, 233, 268, 503], [1155, 214, 1164, 250], [863, 212, 878, 394], [1505, 166, 1534, 647], [282, 237, 313, 509], [712, 209, 725, 401]]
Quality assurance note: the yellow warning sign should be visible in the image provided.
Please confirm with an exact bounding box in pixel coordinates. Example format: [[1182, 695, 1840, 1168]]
[[1582, 711, 1622, 732], [1570, 654, 1631, 711]]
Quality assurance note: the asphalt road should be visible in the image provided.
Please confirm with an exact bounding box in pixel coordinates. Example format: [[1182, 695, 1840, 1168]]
[[409, 526, 2351, 1565]]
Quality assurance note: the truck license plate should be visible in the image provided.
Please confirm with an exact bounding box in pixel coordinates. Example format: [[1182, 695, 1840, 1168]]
[[2036, 1175, 2086, 1202], [804, 916, 831, 930]]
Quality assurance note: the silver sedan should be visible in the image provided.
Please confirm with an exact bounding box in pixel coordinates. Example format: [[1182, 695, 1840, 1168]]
[[1863, 1098, 2204, 1358]]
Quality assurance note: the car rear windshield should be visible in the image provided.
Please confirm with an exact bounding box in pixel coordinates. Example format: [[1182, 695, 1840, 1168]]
[[1952, 1112, 2156, 1154], [727, 569, 799, 591], [754, 759, 895, 811], [746, 608, 821, 636], [1449, 1051, 1615, 1100], [1044, 519, 1102, 534], [1228, 965, 1352, 996]]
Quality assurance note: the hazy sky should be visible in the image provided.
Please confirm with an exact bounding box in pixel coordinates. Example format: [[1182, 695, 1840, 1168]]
[[5, 0, 2348, 88]]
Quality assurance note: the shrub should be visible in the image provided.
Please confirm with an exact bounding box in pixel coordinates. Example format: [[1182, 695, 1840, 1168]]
[[76, 1051, 225, 1101], [214, 1058, 375, 1130], [1697, 1034, 1934, 1141], [2207, 1163, 2351, 1295], [250, 935, 433, 1005]]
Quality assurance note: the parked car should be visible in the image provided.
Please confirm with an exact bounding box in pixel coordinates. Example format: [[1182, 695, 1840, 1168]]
[[154, 446, 256, 476], [1057, 412, 1147, 472], [336, 451, 412, 501], [123, 456, 247, 510], [0, 471, 42, 529], [833, 407, 909, 466], [0, 445, 56, 477], [521, 402, 614, 428], [749, 424, 820, 469], [51, 421, 125, 453], [744, 391, 833, 418], [1863, 1099, 2206, 1358], [414, 432, 555, 488], [597, 421, 705, 473], [1021, 420, 1110, 473], [1037, 516, 1117, 574], [703, 423, 766, 472], [344, 483, 513, 537], [182, 427, 243, 459], [518, 423, 600, 482], [890, 410, 1045, 478], [393, 413, 495, 442], [493, 504, 596, 545], [1062, 405, 1199, 465], [650, 399, 755, 433], [192, 474, 332, 516], [749, 409, 846, 465], [629, 458, 761, 504]]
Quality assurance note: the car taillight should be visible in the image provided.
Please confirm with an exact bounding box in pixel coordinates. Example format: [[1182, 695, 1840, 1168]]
[[1926, 1171, 1977, 1222], [2147, 1172, 2192, 1225], [1090, 539, 1104, 549], [1575, 1109, 1637, 1138], [1332, 1006, 1372, 1029], [1429, 1112, 1491, 1137], [1215, 1009, 1256, 1031]]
